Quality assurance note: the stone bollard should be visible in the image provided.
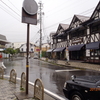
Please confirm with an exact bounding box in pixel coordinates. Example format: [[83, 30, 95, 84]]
[[20, 72, 26, 91], [9, 69, 17, 84], [34, 78, 44, 100], [0, 67, 4, 79]]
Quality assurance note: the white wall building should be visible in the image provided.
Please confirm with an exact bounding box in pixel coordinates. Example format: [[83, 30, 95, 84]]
[[19, 43, 35, 57], [5, 42, 26, 49], [20, 43, 34, 52]]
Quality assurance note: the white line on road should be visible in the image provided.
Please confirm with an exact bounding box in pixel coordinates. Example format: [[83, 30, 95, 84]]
[[55, 69, 80, 72]]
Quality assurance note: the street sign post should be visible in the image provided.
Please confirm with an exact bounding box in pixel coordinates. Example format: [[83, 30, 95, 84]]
[[22, 0, 38, 94]]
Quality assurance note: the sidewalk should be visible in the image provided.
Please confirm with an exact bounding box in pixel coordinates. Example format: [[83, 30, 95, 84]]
[[41, 58, 100, 71], [0, 79, 18, 100], [0, 77, 58, 100], [57, 60, 100, 71]]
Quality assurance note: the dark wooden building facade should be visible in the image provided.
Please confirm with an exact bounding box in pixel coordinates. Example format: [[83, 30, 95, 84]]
[[49, 1, 100, 63], [84, 2, 100, 63]]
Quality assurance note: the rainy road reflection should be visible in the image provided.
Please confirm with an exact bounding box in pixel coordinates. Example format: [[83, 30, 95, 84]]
[[3, 57, 100, 99]]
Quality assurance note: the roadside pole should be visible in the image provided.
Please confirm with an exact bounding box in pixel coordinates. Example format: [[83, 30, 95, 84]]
[[26, 23, 30, 94], [38, 1, 44, 59], [22, 0, 38, 95]]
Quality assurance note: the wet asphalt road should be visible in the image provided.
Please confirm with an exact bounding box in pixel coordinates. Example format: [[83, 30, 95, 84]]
[[3, 57, 100, 99]]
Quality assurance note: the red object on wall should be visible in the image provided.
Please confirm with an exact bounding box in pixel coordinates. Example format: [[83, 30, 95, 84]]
[[36, 49, 40, 51], [0, 54, 2, 58]]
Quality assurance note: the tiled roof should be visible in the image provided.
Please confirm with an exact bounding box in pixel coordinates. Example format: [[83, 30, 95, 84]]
[[0, 34, 7, 40], [50, 32, 56, 36], [91, 1, 100, 19], [0, 34, 9, 43], [60, 24, 69, 30], [76, 15, 90, 22]]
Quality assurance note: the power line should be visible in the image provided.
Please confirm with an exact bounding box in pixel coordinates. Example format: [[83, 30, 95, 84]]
[[43, 7, 95, 30], [43, 17, 72, 30], [32, 7, 95, 44], [44, 0, 73, 13], [8, 0, 20, 12], [0, 4, 20, 22], [79, 7, 95, 14], [45, 0, 90, 18], [0, 0, 21, 17], [30, 31, 39, 41], [42, 7, 95, 42]]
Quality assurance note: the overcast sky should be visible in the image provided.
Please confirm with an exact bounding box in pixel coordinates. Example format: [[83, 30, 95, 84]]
[[0, 0, 99, 44]]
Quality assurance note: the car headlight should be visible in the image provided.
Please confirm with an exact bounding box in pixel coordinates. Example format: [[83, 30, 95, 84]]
[[64, 82, 67, 88]]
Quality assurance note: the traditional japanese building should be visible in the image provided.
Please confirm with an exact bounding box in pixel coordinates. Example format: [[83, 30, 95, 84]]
[[66, 15, 90, 61], [82, 1, 100, 63], [49, 1, 100, 63], [46, 32, 55, 59], [52, 23, 69, 60]]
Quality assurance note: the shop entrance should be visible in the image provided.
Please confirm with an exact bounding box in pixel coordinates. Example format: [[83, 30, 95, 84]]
[[70, 49, 85, 60]]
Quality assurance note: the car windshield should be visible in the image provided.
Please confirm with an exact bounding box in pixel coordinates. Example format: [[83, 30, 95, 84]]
[[75, 76, 100, 83]]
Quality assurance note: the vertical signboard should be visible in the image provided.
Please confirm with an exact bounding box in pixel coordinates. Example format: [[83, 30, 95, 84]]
[[86, 49, 90, 57]]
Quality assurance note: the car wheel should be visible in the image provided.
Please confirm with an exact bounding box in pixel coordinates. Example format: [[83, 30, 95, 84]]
[[70, 92, 84, 100]]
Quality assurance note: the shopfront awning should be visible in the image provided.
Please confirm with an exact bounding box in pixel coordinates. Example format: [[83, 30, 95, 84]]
[[56, 32, 64, 37], [86, 41, 100, 49], [68, 44, 85, 51], [68, 25, 84, 33], [47, 49, 54, 52], [53, 47, 66, 52], [87, 18, 100, 26]]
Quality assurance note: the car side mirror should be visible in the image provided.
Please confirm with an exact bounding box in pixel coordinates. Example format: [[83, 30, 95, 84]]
[[71, 75, 76, 81]]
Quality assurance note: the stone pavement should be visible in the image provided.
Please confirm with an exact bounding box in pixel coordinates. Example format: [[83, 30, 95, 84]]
[[41, 58, 100, 71], [56, 60, 100, 71], [0, 77, 58, 100], [0, 79, 18, 100], [67, 61, 100, 71]]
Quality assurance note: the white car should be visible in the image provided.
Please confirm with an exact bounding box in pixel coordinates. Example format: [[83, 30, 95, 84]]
[[33, 55, 38, 59]]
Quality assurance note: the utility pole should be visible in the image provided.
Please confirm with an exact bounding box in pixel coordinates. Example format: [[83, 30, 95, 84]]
[[38, 1, 44, 58]]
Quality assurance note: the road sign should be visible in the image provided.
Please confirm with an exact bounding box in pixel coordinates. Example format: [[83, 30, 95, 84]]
[[23, 0, 38, 15], [22, 0, 38, 25]]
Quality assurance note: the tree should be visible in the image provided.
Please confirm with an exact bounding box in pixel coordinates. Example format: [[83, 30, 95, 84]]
[[3, 48, 19, 58], [3, 49, 9, 54], [15, 48, 20, 54], [42, 51, 47, 57]]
